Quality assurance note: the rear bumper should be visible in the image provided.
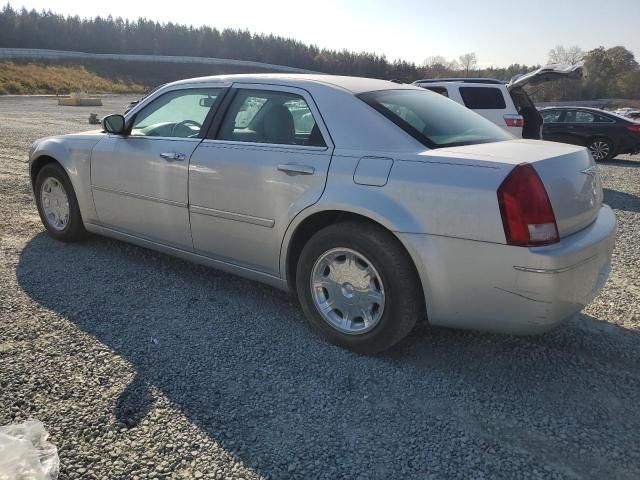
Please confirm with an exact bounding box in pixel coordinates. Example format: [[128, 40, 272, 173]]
[[398, 205, 616, 334], [503, 125, 523, 138]]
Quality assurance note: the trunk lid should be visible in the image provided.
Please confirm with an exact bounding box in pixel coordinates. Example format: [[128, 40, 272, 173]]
[[507, 63, 583, 90], [437, 140, 602, 238]]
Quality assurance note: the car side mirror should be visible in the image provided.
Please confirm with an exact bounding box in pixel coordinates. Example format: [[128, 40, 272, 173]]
[[102, 114, 126, 134]]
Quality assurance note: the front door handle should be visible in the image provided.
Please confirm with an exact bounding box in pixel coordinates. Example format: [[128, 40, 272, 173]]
[[160, 152, 186, 161], [277, 163, 315, 175]]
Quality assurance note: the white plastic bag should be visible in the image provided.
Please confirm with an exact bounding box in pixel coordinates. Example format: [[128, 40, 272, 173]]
[[0, 420, 59, 480]]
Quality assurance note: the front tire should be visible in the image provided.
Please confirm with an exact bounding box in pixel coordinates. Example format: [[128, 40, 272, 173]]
[[588, 137, 614, 161], [34, 163, 88, 242], [296, 221, 424, 354]]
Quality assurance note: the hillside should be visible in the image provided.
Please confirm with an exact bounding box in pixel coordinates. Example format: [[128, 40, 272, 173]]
[[0, 61, 145, 94]]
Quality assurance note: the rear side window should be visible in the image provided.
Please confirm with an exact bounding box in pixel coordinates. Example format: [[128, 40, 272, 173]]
[[424, 86, 449, 97], [574, 111, 596, 123], [593, 114, 614, 123], [359, 89, 512, 149], [459, 87, 506, 109], [563, 110, 612, 124], [217, 89, 325, 147]]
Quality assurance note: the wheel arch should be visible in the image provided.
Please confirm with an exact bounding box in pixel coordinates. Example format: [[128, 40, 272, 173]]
[[29, 138, 99, 224], [30, 155, 61, 188], [281, 208, 428, 313], [587, 136, 615, 158]]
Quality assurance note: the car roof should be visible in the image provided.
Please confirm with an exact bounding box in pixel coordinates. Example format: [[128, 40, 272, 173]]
[[540, 106, 635, 122], [414, 78, 505, 85], [166, 73, 421, 95], [541, 106, 609, 112]]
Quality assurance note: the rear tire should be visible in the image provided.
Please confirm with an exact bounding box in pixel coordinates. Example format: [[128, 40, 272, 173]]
[[588, 137, 614, 161], [34, 163, 88, 242], [295, 221, 424, 354]]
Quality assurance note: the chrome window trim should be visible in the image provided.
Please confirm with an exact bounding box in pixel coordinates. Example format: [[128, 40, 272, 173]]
[[106, 134, 203, 143], [198, 138, 329, 153]]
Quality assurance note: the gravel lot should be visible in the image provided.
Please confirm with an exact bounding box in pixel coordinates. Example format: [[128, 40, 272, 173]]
[[1, 95, 640, 480]]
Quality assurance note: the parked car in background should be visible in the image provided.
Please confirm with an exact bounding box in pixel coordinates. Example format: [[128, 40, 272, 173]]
[[541, 106, 640, 161], [28, 74, 615, 353], [413, 64, 583, 140], [612, 107, 640, 120]]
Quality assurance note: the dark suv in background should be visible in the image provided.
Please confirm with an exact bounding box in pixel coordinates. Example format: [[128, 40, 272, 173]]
[[541, 106, 640, 161]]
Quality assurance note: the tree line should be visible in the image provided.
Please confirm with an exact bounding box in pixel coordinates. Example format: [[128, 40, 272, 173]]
[[1, 4, 638, 101]]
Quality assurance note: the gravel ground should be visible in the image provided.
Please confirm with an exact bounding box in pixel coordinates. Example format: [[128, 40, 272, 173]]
[[1, 95, 640, 480]]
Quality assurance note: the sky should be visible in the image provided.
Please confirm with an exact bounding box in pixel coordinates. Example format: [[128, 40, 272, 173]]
[[8, 0, 640, 67]]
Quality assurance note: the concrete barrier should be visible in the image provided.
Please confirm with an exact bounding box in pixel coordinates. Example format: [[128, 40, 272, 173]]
[[0, 48, 318, 74]]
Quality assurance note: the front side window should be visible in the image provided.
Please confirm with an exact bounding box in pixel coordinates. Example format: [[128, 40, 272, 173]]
[[131, 88, 222, 138], [459, 87, 507, 109], [359, 89, 512, 149], [217, 89, 326, 147]]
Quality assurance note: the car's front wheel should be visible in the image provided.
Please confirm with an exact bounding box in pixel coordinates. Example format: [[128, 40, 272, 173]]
[[34, 162, 88, 242], [588, 137, 614, 161], [296, 221, 424, 354]]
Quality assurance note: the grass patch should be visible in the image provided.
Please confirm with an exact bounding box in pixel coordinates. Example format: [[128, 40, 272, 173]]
[[0, 62, 146, 95]]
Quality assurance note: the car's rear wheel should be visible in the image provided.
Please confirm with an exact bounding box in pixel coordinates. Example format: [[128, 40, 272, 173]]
[[588, 137, 614, 161], [295, 221, 424, 354], [34, 163, 88, 242]]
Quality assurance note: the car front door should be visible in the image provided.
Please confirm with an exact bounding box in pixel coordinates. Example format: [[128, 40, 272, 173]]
[[90, 86, 224, 249], [188, 84, 334, 275]]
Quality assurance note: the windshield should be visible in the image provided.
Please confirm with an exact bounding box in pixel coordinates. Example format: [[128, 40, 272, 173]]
[[358, 89, 513, 149]]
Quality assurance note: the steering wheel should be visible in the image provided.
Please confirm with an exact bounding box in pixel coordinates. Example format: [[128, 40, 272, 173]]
[[171, 119, 202, 137]]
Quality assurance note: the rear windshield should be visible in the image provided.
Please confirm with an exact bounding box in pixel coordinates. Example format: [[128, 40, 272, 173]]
[[359, 89, 512, 149]]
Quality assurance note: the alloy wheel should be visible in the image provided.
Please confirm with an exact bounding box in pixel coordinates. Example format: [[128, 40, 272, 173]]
[[40, 177, 70, 231], [310, 248, 385, 335], [589, 141, 611, 161]]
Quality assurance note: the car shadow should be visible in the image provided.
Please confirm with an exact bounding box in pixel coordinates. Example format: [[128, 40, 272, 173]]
[[609, 158, 640, 168], [16, 232, 640, 479], [603, 188, 640, 213]]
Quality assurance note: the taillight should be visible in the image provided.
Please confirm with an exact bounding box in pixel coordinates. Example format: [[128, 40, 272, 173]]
[[625, 124, 640, 133], [504, 115, 524, 128], [497, 163, 559, 247]]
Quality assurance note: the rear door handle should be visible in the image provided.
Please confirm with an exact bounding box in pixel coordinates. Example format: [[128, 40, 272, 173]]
[[160, 152, 186, 161], [277, 163, 315, 175]]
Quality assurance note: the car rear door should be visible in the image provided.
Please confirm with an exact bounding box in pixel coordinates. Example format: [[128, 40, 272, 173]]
[[90, 86, 225, 249], [557, 110, 603, 147], [188, 83, 334, 275]]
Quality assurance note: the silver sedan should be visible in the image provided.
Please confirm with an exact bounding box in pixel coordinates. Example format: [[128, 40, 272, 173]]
[[28, 74, 616, 353]]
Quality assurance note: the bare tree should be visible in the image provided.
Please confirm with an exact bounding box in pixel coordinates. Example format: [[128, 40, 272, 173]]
[[548, 45, 584, 65], [423, 55, 459, 77], [458, 52, 478, 76]]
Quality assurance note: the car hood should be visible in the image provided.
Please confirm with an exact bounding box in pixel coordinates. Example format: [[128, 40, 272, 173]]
[[507, 63, 583, 89]]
